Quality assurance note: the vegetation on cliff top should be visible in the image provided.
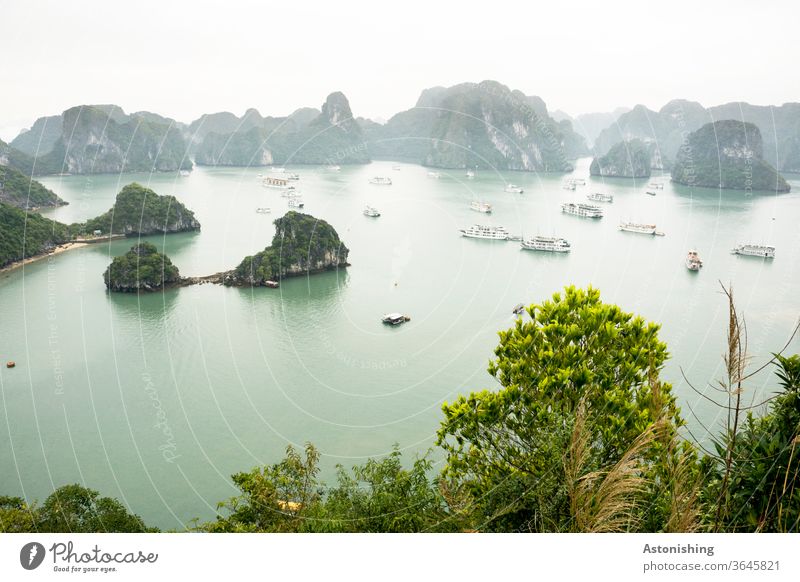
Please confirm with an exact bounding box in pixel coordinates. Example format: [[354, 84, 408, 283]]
[[0, 165, 67, 209], [590, 139, 652, 178], [78, 183, 201, 236], [0, 202, 71, 268], [671, 121, 790, 192], [230, 211, 349, 286], [103, 242, 181, 292]]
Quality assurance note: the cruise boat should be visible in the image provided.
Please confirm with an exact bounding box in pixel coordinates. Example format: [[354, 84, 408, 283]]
[[619, 221, 657, 235], [363, 205, 381, 217], [255, 207, 271, 214], [504, 184, 524, 193], [427, 171, 441, 178], [287, 197, 304, 208], [561, 202, 603, 218], [382, 313, 410, 325], [466, 169, 475, 179], [325, 164, 341, 171], [369, 176, 392, 185], [263, 176, 295, 190], [459, 224, 510, 240], [587, 192, 614, 203], [470, 201, 492, 214], [520, 235, 571, 253], [686, 250, 703, 271], [731, 244, 775, 258]]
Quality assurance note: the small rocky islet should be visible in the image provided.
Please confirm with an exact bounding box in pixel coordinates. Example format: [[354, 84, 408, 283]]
[[103, 211, 349, 292]]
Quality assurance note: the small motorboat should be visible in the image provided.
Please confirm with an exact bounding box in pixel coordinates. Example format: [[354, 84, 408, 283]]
[[6, 361, 16, 369], [382, 313, 410, 325]]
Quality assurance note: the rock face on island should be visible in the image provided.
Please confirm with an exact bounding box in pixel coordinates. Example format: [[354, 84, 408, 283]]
[[0, 165, 67, 209], [361, 81, 585, 171], [671, 121, 790, 192], [194, 92, 369, 166], [590, 139, 652, 178], [227, 211, 349, 286], [0, 202, 71, 268], [9, 105, 192, 175], [79, 183, 201, 236], [103, 242, 181, 292]]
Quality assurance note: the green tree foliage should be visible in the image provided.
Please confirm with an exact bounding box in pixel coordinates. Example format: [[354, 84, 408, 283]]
[[0, 165, 66, 209], [704, 355, 800, 531], [79, 183, 200, 237], [0, 202, 71, 268], [0, 485, 154, 533], [437, 286, 686, 531], [103, 242, 181, 292], [200, 444, 468, 533], [231, 211, 349, 285]]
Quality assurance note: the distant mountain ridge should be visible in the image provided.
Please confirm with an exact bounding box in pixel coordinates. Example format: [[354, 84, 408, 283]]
[[360, 80, 587, 171], [593, 100, 800, 173], [193, 92, 369, 166]]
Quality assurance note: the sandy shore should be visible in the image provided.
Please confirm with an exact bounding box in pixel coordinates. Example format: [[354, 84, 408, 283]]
[[0, 241, 89, 276]]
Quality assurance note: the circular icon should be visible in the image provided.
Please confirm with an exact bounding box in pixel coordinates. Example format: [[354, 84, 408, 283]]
[[19, 542, 46, 570]]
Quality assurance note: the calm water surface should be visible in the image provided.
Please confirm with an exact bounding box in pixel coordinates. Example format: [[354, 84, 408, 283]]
[[1, 159, 798, 528]]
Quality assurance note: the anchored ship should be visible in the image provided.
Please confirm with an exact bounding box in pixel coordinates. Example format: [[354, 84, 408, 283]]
[[562, 203, 603, 218], [732, 244, 775, 258], [369, 176, 393, 185], [459, 224, 510, 240], [504, 184, 524, 193], [470, 201, 492, 214], [363, 205, 380, 217], [520, 235, 571, 253], [587, 192, 614, 203], [686, 250, 703, 271], [619, 221, 658, 235], [287, 196, 304, 208], [262, 176, 295, 190]]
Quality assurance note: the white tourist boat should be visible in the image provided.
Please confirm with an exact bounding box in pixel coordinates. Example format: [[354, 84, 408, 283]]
[[562, 180, 577, 191], [562, 202, 603, 218], [587, 192, 614, 203], [470, 201, 492, 213], [572, 178, 586, 186], [731, 244, 775, 258], [270, 167, 286, 174], [686, 249, 703, 271], [520, 235, 571, 253], [363, 205, 380, 217], [619, 221, 658, 235], [369, 176, 393, 185], [648, 182, 664, 189], [255, 207, 271, 214], [325, 164, 341, 171], [262, 176, 295, 190], [382, 313, 410, 325], [286, 172, 300, 180], [287, 196, 304, 208], [459, 224, 510, 240], [504, 184, 524, 193], [427, 171, 441, 178]]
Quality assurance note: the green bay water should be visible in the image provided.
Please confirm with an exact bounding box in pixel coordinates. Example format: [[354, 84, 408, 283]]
[[1, 159, 798, 529]]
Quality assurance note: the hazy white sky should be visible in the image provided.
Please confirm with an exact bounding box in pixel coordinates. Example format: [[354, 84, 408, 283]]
[[1, 0, 797, 140]]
